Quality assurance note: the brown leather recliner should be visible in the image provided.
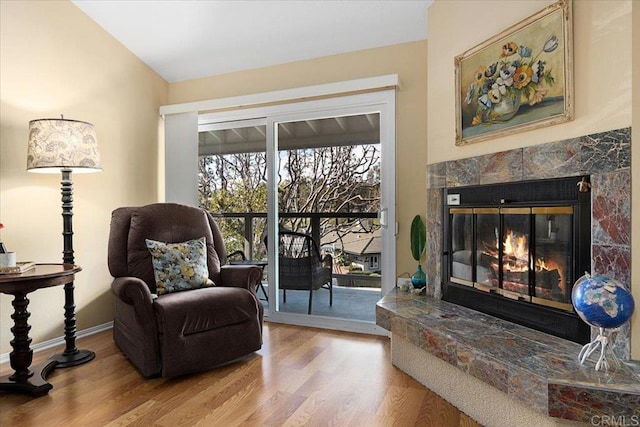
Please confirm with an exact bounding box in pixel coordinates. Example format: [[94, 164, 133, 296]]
[[107, 203, 264, 378]]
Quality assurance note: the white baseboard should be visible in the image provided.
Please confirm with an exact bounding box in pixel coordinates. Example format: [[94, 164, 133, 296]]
[[0, 322, 113, 365]]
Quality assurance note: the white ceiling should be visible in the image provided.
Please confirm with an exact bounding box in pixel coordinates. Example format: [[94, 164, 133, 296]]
[[71, 0, 433, 83]]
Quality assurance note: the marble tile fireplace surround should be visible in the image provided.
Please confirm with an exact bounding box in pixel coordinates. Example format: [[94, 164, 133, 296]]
[[426, 127, 632, 359], [376, 127, 638, 425]]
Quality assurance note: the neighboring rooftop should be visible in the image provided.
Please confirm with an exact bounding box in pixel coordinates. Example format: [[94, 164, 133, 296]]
[[324, 229, 381, 256]]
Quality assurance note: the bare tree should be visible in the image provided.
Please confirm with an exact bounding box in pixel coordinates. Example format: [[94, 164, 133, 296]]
[[278, 145, 380, 239], [199, 143, 380, 259]]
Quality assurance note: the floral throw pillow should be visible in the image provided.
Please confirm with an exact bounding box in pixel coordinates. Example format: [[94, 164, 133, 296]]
[[145, 237, 214, 295]]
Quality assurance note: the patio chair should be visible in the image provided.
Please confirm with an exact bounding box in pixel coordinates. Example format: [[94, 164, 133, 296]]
[[225, 249, 269, 302], [267, 230, 332, 314]]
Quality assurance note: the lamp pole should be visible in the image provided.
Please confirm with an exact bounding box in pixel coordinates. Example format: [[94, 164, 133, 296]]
[[49, 169, 95, 367]]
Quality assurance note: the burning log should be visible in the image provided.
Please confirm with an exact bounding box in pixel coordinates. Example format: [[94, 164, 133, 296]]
[[535, 267, 561, 289], [504, 270, 528, 284], [479, 249, 561, 290]]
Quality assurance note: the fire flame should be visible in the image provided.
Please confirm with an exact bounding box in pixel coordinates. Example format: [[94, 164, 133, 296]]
[[504, 232, 527, 261], [480, 229, 566, 295], [503, 230, 528, 273], [536, 258, 549, 271]]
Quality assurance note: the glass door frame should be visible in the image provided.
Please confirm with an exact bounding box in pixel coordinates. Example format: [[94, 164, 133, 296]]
[[199, 90, 395, 335]]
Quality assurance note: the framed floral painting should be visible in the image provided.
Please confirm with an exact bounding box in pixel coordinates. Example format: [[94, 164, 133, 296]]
[[455, 0, 573, 146]]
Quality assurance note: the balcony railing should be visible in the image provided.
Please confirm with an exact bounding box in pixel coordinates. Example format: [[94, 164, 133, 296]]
[[209, 211, 378, 261]]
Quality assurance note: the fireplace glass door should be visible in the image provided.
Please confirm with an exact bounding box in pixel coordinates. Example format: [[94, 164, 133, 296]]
[[448, 205, 575, 311], [450, 208, 473, 285], [475, 208, 499, 290], [532, 207, 573, 309], [501, 208, 531, 300]]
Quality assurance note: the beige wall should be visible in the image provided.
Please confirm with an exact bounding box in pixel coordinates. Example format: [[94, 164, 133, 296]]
[[427, 0, 636, 357], [0, 1, 168, 354], [169, 41, 429, 279]]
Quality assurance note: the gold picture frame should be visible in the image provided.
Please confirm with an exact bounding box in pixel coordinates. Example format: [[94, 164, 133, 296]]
[[455, 0, 573, 146]]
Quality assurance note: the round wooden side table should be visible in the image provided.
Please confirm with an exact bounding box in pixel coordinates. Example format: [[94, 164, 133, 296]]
[[0, 263, 82, 396]]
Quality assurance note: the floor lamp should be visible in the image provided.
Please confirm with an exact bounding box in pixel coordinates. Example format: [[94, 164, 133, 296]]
[[26, 117, 102, 367]]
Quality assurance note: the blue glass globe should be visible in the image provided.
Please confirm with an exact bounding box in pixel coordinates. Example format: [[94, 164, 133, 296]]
[[571, 274, 635, 329]]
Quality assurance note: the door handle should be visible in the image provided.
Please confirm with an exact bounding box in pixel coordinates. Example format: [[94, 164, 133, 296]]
[[379, 208, 388, 228]]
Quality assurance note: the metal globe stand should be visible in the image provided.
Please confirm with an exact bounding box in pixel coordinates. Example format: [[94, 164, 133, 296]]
[[578, 327, 611, 371]]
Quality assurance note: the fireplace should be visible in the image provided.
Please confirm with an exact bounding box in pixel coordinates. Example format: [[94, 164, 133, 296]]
[[442, 177, 591, 343]]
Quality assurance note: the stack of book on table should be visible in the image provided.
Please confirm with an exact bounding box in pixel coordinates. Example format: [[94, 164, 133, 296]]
[[0, 261, 36, 275]]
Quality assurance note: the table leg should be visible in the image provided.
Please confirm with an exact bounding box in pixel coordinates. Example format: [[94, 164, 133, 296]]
[[257, 265, 268, 301], [258, 281, 269, 301], [0, 291, 55, 397]]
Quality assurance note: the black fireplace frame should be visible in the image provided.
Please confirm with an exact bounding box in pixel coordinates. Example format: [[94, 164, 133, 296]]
[[442, 177, 591, 344]]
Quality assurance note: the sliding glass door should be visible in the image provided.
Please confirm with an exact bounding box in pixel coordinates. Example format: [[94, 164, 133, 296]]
[[267, 113, 382, 325], [198, 118, 270, 309], [199, 91, 395, 334]]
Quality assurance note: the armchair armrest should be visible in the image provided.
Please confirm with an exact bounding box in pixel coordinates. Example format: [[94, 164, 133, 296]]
[[112, 276, 155, 306], [111, 276, 157, 331], [111, 276, 161, 377], [220, 264, 262, 291]]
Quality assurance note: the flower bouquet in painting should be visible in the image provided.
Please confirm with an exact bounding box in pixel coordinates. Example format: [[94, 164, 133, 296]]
[[465, 35, 558, 126]]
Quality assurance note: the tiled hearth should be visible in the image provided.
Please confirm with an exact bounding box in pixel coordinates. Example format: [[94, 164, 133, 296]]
[[425, 127, 632, 359], [376, 290, 640, 423]]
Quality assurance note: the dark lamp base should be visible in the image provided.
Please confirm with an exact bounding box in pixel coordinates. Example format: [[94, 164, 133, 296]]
[[50, 349, 96, 368]]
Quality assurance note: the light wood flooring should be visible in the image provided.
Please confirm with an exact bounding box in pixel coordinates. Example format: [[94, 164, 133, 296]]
[[0, 322, 480, 426]]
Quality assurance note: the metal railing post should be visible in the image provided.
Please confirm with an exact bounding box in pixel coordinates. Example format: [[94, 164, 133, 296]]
[[244, 213, 254, 258], [310, 216, 321, 250]]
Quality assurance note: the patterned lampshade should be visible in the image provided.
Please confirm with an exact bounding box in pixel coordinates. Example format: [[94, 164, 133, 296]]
[[26, 118, 102, 173]]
